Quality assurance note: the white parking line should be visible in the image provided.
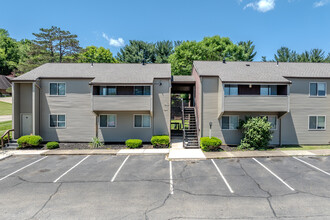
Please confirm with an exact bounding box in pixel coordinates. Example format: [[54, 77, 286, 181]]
[[0, 157, 48, 181], [211, 159, 234, 193], [252, 158, 295, 191], [293, 156, 330, 176], [169, 161, 173, 194], [53, 155, 90, 183], [111, 155, 130, 182]]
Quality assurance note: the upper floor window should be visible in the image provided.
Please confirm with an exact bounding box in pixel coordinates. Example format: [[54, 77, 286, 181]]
[[134, 86, 151, 95], [221, 116, 239, 130], [50, 83, 66, 96], [309, 116, 326, 130], [310, 82, 326, 97], [260, 85, 277, 96], [99, 86, 117, 95], [50, 114, 66, 128], [134, 114, 151, 128], [224, 84, 238, 96], [100, 114, 116, 128]]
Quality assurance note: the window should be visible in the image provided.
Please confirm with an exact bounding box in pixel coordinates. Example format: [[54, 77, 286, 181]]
[[309, 116, 326, 130], [260, 85, 277, 96], [262, 116, 277, 130], [310, 82, 326, 97], [134, 114, 151, 128], [50, 83, 66, 96], [50, 114, 66, 128], [224, 85, 238, 96], [100, 114, 116, 128], [221, 116, 239, 130], [134, 86, 151, 95], [99, 86, 116, 95]]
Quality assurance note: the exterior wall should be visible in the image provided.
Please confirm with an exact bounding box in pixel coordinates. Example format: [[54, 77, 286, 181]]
[[192, 67, 202, 138], [12, 83, 20, 139], [153, 78, 171, 136], [34, 83, 40, 135], [224, 96, 289, 112], [281, 78, 330, 145], [19, 83, 32, 114], [39, 79, 95, 142], [98, 111, 153, 142], [92, 95, 151, 111]]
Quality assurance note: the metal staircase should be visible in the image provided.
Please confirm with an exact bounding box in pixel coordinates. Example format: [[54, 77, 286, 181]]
[[183, 107, 199, 148]]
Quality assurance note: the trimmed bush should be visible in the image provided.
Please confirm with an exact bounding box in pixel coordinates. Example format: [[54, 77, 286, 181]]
[[46, 142, 59, 149], [238, 117, 273, 150], [125, 139, 142, 148], [17, 135, 43, 148], [200, 137, 222, 152], [151, 135, 170, 148]]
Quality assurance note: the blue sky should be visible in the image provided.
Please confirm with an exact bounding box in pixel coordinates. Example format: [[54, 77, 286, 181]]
[[1, 0, 329, 61]]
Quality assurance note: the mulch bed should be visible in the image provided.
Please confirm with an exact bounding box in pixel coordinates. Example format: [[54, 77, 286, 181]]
[[220, 145, 239, 151], [14, 143, 154, 150]]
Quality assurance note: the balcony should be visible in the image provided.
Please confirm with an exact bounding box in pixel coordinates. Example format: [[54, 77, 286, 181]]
[[92, 95, 152, 112], [223, 95, 289, 113]]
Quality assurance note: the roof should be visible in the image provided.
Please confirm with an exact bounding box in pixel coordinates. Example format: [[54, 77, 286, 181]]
[[13, 63, 171, 84], [172, 75, 195, 84], [193, 61, 330, 83], [0, 75, 11, 90]]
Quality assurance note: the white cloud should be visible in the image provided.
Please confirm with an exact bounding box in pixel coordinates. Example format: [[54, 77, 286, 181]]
[[313, 0, 329, 7], [244, 0, 275, 12], [102, 33, 125, 47]]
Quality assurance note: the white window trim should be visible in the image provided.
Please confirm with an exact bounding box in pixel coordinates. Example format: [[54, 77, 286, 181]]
[[49, 114, 66, 129], [99, 114, 117, 128], [221, 115, 239, 130], [133, 114, 151, 128], [309, 82, 327, 97], [261, 115, 278, 130], [49, 82, 66, 97], [308, 115, 326, 131]]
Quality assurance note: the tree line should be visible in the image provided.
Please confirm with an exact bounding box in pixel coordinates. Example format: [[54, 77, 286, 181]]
[[1, 26, 329, 76]]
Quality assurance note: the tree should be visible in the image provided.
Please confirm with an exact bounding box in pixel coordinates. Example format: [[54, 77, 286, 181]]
[[116, 40, 156, 63], [155, 40, 174, 63], [309, 49, 325, 62], [0, 28, 20, 75], [32, 26, 81, 63], [169, 36, 257, 75], [261, 56, 267, 62], [79, 46, 118, 63], [274, 47, 298, 62]]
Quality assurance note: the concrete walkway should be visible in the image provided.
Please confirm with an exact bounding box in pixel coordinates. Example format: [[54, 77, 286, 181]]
[[0, 97, 12, 104], [0, 115, 12, 122]]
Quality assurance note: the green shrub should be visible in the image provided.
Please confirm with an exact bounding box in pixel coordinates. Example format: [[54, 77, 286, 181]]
[[89, 137, 104, 149], [238, 117, 273, 150], [200, 137, 222, 152], [125, 139, 143, 148], [17, 135, 43, 148], [151, 136, 170, 148], [46, 142, 59, 149]]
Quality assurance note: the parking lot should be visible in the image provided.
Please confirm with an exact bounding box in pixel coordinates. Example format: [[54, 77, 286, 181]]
[[0, 155, 329, 219]]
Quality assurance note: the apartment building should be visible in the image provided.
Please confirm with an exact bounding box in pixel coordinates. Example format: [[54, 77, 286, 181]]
[[11, 61, 330, 146], [11, 63, 171, 142]]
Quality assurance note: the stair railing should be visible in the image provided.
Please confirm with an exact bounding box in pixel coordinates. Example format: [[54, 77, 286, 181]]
[[181, 98, 186, 148], [1, 129, 14, 150]]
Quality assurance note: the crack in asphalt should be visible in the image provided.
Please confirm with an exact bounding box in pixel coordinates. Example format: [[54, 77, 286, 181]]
[[28, 183, 62, 220]]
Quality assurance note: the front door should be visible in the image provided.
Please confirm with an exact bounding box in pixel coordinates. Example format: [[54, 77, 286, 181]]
[[21, 114, 32, 136]]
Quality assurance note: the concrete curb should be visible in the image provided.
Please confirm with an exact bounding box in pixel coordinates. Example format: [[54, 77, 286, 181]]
[[42, 149, 119, 155], [0, 153, 11, 161], [117, 149, 170, 155]]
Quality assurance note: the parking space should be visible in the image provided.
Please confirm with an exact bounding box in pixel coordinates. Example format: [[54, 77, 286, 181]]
[[0, 155, 329, 219]]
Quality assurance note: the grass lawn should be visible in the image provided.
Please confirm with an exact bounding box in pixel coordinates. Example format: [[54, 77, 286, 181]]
[[0, 101, 12, 115], [171, 119, 189, 130], [274, 145, 330, 151], [0, 120, 12, 136]]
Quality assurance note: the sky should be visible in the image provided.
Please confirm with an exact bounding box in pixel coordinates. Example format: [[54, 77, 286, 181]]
[[1, 0, 329, 61]]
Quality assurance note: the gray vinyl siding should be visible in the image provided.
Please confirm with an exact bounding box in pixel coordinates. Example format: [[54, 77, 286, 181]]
[[93, 95, 152, 111], [35, 83, 40, 135], [39, 79, 95, 142], [19, 83, 32, 114], [12, 83, 20, 139], [224, 96, 289, 112], [153, 78, 171, 136], [281, 78, 330, 145], [98, 111, 152, 142]]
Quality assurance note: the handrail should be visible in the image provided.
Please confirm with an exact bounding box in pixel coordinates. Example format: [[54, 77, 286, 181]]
[[181, 98, 186, 148], [193, 107, 199, 147], [1, 129, 14, 150]]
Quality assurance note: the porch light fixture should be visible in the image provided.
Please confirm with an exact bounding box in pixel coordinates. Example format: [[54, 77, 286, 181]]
[[249, 84, 252, 88]]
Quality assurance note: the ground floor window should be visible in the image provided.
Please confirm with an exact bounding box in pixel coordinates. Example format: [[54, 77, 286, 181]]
[[134, 114, 151, 128], [100, 114, 116, 128], [309, 116, 326, 130], [50, 114, 66, 128], [262, 115, 277, 130], [221, 116, 239, 130]]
